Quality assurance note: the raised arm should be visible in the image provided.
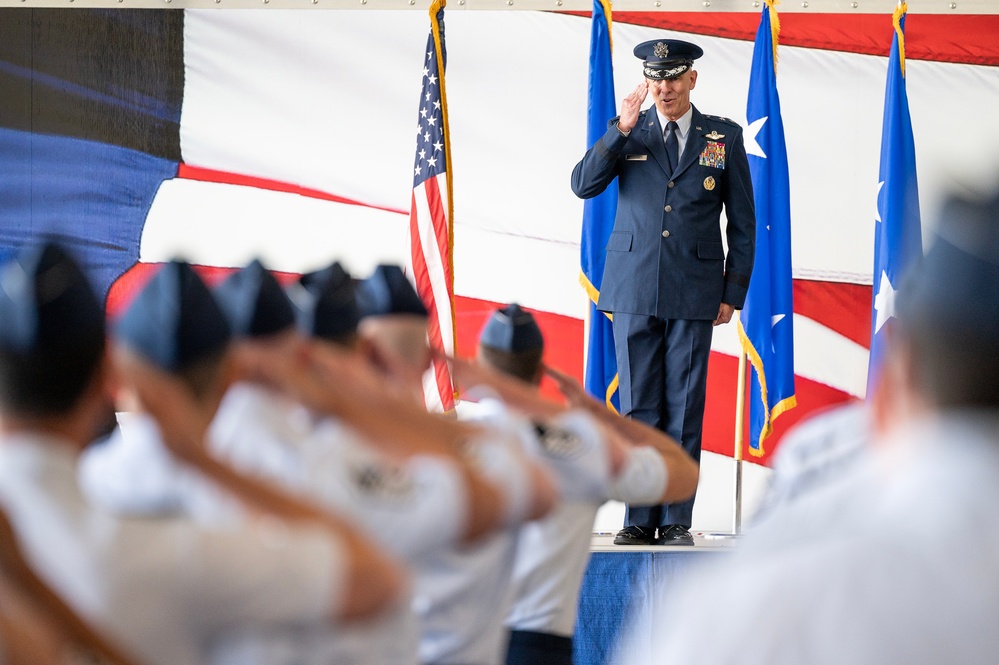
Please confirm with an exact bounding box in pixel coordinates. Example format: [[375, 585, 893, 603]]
[[545, 365, 699, 503], [237, 341, 555, 540], [570, 81, 647, 200], [112, 346, 405, 622], [0, 509, 143, 665]]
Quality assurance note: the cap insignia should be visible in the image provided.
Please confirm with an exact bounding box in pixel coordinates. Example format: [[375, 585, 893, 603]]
[[654, 42, 670, 58]]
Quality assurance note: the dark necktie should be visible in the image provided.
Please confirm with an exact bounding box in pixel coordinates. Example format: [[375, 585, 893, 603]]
[[665, 120, 679, 174]]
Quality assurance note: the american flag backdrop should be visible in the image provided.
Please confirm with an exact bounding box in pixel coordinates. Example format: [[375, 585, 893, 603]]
[[3, 6, 999, 529], [410, 0, 457, 413]]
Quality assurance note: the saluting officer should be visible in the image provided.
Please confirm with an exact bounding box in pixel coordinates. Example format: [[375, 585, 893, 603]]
[[572, 38, 756, 545]]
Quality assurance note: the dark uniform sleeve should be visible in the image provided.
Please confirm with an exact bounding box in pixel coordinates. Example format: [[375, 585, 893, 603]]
[[570, 118, 630, 200], [720, 124, 756, 309]]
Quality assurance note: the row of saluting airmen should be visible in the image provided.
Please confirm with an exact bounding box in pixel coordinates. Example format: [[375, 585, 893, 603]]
[[0, 243, 699, 665]]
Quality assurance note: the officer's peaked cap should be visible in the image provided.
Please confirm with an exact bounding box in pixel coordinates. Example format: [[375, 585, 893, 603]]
[[634, 39, 703, 80]]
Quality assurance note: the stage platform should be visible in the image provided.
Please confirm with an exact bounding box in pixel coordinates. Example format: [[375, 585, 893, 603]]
[[573, 534, 736, 665]]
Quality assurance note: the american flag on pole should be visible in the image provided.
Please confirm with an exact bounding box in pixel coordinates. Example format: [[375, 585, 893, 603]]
[[410, 0, 457, 412]]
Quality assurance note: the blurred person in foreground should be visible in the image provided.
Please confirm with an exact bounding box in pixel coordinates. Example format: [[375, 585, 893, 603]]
[[617, 185, 999, 664], [214, 260, 551, 665], [463, 304, 698, 665], [0, 246, 403, 665], [748, 401, 870, 533]]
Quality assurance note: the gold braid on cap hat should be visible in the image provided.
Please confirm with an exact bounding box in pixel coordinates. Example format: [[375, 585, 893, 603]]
[[644, 63, 691, 80]]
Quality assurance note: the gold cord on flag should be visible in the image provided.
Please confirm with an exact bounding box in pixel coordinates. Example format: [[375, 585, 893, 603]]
[[893, 2, 908, 78], [428, 0, 458, 399], [766, 0, 781, 72], [599, 0, 613, 51]]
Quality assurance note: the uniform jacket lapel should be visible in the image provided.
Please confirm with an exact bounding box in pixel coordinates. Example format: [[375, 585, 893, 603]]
[[672, 105, 708, 181], [638, 109, 671, 176]]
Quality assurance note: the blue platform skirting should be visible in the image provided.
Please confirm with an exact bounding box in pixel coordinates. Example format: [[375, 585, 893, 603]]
[[573, 550, 729, 665]]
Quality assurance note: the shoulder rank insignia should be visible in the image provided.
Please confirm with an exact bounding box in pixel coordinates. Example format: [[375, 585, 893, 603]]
[[704, 130, 725, 140], [704, 114, 738, 126]]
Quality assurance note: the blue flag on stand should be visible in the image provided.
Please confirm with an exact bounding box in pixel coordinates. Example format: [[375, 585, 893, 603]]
[[579, 0, 620, 412], [737, 0, 796, 456], [868, 2, 922, 393]]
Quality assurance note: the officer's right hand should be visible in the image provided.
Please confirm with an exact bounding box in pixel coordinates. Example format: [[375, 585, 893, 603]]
[[617, 81, 649, 134]]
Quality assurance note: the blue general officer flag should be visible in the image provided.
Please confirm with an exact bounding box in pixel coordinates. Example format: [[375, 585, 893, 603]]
[[738, 0, 796, 456], [868, 2, 922, 392], [579, 0, 620, 412]]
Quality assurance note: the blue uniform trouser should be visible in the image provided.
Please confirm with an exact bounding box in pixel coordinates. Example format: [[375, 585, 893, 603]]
[[505, 630, 573, 665], [611, 313, 713, 529]]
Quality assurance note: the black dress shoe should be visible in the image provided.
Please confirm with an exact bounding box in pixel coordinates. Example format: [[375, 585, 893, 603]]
[[656, 524, 694, 546], [613, 526, 656, 545]]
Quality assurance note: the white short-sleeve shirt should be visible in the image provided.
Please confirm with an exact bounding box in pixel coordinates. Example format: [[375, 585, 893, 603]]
[[0, 434, 343, 665]]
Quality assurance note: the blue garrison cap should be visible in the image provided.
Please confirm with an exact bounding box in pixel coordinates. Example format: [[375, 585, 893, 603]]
[[0, 242, 104, 353], [479, 303, 544, 353], [897, 188, 999, 341], [214, 259, 296, 338], [294, 261, 361, 341], [114, 260, 231, 370], [357, 264, 428, 319], [634, 39, 703, 80]]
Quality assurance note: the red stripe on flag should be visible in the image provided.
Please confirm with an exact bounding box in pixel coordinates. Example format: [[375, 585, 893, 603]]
[[793, 279, 872, 349], [176, 163, 409, 216], [565, 12, 999, 66], [453, 296, 584, 404], [106, 263, 299, 319], [702, 351, 857, 466], [409, 189, 455, 411], [111, 263, 853, 463]]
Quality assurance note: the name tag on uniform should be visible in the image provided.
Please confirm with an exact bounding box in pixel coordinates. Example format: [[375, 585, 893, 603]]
[[625, 154, 648, 161]]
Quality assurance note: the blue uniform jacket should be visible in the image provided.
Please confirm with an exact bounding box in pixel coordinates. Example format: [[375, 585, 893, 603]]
[[572, 105, 756, 320]]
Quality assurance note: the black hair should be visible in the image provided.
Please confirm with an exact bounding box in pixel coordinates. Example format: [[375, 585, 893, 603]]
[[478, 345, 544, 385], [0, 335, 105, 418]]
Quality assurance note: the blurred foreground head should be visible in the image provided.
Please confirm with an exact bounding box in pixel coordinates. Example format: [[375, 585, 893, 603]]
[[476, 303, 544, 386], [215, 259, 296, 342], [879, 185, 999, 423], [293, 261, 361, 349], [356, 265, 430, 397], [0, 242, 105, 419], [114, 260, 231, 401]]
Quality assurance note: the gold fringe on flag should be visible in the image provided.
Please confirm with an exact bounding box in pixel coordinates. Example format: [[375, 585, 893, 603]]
[[766, 0, 781, 72], [893, 2, 908, 78]]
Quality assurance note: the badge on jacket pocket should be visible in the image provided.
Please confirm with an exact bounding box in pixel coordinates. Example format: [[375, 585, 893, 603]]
[[699, 141, 726, 169], [625, 154, 648, 161]]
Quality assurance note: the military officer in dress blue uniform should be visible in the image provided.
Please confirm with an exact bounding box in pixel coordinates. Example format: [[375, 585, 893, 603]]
[[572, 38, 756, 545]]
